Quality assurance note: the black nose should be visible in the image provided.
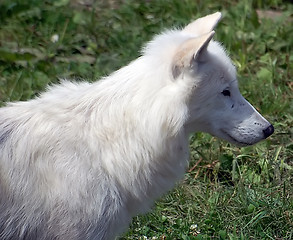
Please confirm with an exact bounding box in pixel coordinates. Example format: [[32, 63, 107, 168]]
[[263, 124, 274, 138]]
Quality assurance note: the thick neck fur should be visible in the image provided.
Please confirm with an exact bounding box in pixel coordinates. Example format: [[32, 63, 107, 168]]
[[6, 35, 191, 204]]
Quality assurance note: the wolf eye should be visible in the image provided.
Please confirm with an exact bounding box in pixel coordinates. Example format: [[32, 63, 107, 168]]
[[222, 89, 231, 97]]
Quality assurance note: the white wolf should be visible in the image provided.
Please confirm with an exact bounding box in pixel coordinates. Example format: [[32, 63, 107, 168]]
[[0, 12, 273, 239]]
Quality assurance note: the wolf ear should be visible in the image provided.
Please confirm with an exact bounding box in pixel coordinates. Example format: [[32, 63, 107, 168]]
[[183, 12, 222, 35], [172, 31, 215, 78]]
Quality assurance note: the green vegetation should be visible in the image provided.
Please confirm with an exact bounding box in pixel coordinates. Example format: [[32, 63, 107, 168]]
[[0, 0, 292, 239]]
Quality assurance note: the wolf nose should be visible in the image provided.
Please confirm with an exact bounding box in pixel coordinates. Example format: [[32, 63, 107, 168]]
[[263, 124, 274, 138]]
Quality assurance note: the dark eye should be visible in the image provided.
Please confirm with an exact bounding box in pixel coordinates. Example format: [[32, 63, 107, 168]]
[[222, 89, 231, 97]]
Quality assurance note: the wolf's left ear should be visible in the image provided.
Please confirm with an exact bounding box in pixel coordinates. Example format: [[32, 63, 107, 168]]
[[183, 12, 222, 36], [172, 31, 214, 78]]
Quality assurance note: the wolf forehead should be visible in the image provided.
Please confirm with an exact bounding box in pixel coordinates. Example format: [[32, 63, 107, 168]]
[[142, 28, 236, 82]]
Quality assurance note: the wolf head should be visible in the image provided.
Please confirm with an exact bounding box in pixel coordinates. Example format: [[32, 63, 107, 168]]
[[168, 12, 274, 146]]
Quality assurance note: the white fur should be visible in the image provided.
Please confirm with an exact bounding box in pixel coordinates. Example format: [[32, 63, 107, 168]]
[[0, 12, 273, 239]]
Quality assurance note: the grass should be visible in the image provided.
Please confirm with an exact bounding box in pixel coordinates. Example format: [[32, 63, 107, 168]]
[[0, 0, 292, 239]]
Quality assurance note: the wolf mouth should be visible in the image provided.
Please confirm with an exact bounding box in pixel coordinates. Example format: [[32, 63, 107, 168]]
[[221, 130, 253, 147]]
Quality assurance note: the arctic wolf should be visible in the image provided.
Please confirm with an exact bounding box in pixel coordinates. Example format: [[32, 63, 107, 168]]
[[0, 12, 273, 239]]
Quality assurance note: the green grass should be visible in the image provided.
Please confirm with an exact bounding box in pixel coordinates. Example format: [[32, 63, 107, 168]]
[[0, 0, 292, 239]]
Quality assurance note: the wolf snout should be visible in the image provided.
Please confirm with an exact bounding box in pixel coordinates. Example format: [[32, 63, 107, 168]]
[[263, 124, 274, 139]]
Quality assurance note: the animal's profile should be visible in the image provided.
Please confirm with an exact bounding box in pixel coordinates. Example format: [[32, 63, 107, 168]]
[[0, 12, 274, 239]]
